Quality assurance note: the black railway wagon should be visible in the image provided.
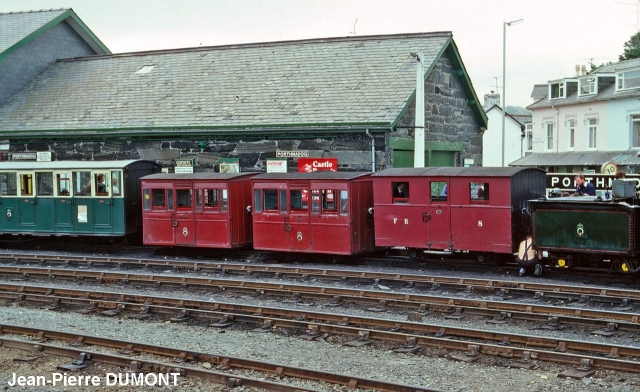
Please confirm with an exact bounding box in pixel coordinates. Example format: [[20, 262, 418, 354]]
[[0, 160, 160, 239], [530, 197, 640, 272]]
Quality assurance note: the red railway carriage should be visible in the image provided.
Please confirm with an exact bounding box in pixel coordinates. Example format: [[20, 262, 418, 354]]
[[372, 167, 546, 258], [251, 172, 375, 255], [141, 173, 255, 248]]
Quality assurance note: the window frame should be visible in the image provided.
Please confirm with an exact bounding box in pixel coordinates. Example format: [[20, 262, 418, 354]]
[[587, 117, 597, 149], [549, 82, 564, 99], [567, 119, 575, 150], [545, 122, 555, 151]]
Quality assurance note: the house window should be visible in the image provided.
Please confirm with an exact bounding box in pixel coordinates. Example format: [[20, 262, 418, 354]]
[[550, 82, 564, 99], [545, 122, 554, 150], [567, 119, 575, 149], [525, 124, 533, 151], [579, 78, 595, 95], [587, 118, 597, 149], [617, 70, 640, 90], [633, 114, 640, 147]]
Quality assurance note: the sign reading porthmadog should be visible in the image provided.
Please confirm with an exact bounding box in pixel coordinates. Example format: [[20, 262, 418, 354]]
[[547, 173, 639, 192], [11, 152, 37, 160], [276, 150, 309, 158]]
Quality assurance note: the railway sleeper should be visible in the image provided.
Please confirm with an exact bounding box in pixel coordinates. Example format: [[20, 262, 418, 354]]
[[558, 358, 596, 379]]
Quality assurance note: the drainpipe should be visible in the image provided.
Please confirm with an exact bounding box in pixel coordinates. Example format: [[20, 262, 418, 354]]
[[365, 129, 375, 172], [552, 105, 559, 153]]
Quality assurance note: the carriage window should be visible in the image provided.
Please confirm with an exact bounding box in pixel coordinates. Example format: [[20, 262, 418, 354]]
[[19, 174, 33, 196], [470, 182, 489, 201], [195, 189, 202, 210], [0, 172, 17, 195], [204, 189, 219, 209], [392, 181, 409, 203], [279, 190, 287, 213], [254, 189, 262, 212], [176, 189, 192, 208], [311, 190, 321, 214], [110, 172, 121, 196], [322, 190, 337, 212], [221, 189, 228, 212], [74, 171, 92, 195], [56, 173, 71, 196], [36, 172, 54, 196], [263, 190, 278, 211], [152, 189, 166, 208], [167, 189, 174, 210], [431, 182, 447, 202], [340, 190, 348, 215], [95, 172, 108, 195], [143, 189, 151, 210], [290, 189, 309, 212]]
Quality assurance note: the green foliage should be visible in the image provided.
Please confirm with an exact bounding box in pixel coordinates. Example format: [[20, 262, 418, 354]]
[[619, 31, 640, 61]]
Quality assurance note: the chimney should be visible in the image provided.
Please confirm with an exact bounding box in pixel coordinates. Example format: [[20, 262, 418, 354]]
[[483, 92, 501, 110], [581, 65, 587, 76], [575, 65, 581, 77]]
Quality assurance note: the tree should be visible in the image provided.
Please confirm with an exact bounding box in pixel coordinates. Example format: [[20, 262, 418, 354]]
[[619, 31, 640, 61]]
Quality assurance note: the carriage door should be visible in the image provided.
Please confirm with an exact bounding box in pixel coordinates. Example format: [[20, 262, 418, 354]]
[[429, 180, 451, 250], [93, 171, 113, 232], [54, 171, 73, 231], [17, 171, 36, 228], [173, 186, 195, 245], [288, 184, 311, 252]]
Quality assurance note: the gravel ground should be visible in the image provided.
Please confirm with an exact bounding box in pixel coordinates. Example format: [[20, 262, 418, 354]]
[[1, 251, 639, 391]]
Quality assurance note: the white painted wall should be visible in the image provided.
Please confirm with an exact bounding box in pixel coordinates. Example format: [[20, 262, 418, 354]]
[[606, 98, 640, 150], [482, 106, 523, 167]]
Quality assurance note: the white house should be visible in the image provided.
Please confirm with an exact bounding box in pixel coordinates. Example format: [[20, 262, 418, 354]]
[[512, 60, 640, 173], [482, 103, 525, 167]]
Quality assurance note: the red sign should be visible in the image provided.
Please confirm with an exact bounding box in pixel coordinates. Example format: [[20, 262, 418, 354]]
[[297, 158, 338, 173]]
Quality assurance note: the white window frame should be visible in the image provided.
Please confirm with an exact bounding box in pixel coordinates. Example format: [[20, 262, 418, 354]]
[[586, 117, 597, 149], [616, 70, 640, 91], [579, 77, 595, 96], [545, 122, 554, 151], [549, 82, 564, 99], [525, 123, 533, 151], [567, 119, 575, 150]]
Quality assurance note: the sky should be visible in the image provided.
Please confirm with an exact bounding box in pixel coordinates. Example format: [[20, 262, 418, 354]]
[[2, 0, 639, 109]]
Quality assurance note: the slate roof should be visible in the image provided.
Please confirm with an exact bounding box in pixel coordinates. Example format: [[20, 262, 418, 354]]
[[372, 166, 543, 177], [527, 58, 640, 110], [509, 149, 640, 167], [485, 104, 525, 128], [0, 8, 109, 60], [0, 32, 487, 137]]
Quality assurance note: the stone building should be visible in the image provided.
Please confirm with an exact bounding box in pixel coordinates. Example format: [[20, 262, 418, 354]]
[[0, 9, 487, 172]]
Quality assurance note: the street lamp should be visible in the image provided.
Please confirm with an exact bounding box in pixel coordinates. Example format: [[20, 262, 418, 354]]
[[501, 18, 523, 167], [410, 52, 425, 168]]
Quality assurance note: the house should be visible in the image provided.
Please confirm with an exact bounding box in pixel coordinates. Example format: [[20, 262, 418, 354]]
[[511, 60, 640, 173], [0, 9, 488, 172], [481, 92, 526, 167]]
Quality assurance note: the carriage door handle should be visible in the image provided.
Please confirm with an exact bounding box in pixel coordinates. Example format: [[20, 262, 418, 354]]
[[422, 212, 431, 222], [284, 217, 292, 231]]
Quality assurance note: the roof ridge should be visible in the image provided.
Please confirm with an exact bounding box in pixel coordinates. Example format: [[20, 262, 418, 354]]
[[57, 31, 452, 63], [0, 8, 68, 16]]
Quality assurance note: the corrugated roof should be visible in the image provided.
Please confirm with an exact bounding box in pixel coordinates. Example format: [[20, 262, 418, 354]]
[[0, 8, 109, 60], [0, 32, 486, 134], [253, 171, 371, 180], [509, 149, 640, 167], [141, 172, 256, 180], [372, 167, 543, 177]]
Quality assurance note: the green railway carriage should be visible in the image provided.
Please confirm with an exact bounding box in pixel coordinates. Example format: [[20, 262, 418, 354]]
[[530, 198, 640, 272], [0, 160, 161, 239]]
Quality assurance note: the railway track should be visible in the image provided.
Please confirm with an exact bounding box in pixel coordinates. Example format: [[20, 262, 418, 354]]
[[0, 323, 434, 392], [1, 282, 640, 376], [0, 265, 638, 332]]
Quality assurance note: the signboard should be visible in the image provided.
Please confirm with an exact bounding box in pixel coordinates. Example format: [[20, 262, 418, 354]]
[[219, 158, 239, 173], [297, 158, 338, 172], [547, 173, 639, 193], [11, 152, 37, 160], [266, 159, 288, 173], [175, 159, 194, 173], [276, 150, 309, 158], [463, 158, 474, 167], [37, 152, 52, 162]]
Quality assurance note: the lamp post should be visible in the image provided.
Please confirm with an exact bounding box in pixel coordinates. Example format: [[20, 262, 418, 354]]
[[410, 52, 425, 168], [501, 18, 523, 167]]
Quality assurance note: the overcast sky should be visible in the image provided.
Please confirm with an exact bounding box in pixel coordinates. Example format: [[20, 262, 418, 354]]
[[2, 0, 638, 109]]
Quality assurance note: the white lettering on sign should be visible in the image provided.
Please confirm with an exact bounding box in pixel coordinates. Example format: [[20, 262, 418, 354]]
[[312, 160, 333, 168], [404, 218, 408, 224], [276, 151, 309, 157]]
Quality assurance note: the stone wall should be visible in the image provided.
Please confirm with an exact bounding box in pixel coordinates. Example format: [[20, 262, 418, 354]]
[[392, 54, 483, 166]]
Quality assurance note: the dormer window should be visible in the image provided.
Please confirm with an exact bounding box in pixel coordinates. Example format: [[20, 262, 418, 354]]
[[617, 69, 640, 90], [579, 77, 595, 95], [550, 82, 564, 99]]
